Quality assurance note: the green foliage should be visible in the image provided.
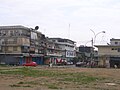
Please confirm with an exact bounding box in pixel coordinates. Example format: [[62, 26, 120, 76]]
[[9, 84, 21, 87], [0, 64, 7, 67], [19, 81, 39, 85], [47, 84, 59, 89], [0, 67, 40, 77], [73, 57, 79, 63], [63, 75, 97, 84], [0, 67, 64, 77], [59, 72, 103, 84], [10, 84, 31, 88], [18, 82, 24, 84]]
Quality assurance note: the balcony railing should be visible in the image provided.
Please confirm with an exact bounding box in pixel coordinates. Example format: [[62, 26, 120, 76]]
[[46, 52, 62, 57]]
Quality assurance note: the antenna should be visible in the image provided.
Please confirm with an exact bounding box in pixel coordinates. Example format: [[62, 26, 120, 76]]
[[68, 23, 70, 39]]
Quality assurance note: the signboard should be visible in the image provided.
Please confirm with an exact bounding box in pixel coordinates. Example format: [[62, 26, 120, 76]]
[[66, 50, 76, 57], [31, 32, 37, 40]]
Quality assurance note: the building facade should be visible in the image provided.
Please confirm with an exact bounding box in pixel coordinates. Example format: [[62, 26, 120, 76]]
[[95, 38, 120, 68], [0, 25, 46, 65], [44, 38, 63, 65], [78, 46, 93, 62], [49, 38, 76, 62]]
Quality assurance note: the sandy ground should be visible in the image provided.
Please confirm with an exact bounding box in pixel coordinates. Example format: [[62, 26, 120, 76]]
[[0, 66, 120, 90]]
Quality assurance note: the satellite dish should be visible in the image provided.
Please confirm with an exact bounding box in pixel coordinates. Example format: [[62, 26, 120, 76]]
[[35, 26, 39, 30]]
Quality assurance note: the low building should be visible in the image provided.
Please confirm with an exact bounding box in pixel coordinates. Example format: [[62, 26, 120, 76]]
[[95, 38, 120, 68]]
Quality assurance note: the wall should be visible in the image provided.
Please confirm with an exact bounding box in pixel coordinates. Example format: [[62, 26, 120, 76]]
[[110, 39, 120, 45], [98, 46, 120, 56], [98, 56, 110, 68], [18, 38, 30, 46], [0, 55, 19, 65]]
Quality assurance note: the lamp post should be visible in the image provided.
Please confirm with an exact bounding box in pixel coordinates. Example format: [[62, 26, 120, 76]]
[[90, 29, 105, 45], [90, 29, 105, 67]]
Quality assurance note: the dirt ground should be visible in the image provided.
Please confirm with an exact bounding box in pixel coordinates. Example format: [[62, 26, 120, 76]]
[[0, 66, 120, 90]]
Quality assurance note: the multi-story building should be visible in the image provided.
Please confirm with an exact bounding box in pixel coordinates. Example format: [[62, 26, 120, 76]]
[[0, 25, 46, 65], [48, 38, 76, 62], [44, 38, 63, 64], [78, 46, 93, 62], [95, 38, 120, 68]]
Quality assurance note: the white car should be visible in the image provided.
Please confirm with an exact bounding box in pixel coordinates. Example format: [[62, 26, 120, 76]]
[[67, 61, 73, 65], [76, 62, 86, 67]]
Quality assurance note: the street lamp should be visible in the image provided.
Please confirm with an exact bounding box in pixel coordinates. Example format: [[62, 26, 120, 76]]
[[90, 29, 106, 67], [90, 29, 105, 45]]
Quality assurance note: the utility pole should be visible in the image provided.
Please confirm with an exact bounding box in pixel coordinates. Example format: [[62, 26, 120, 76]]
[[90, 29, 106, 67], [91, 38, 94, 48], [68, 23, 70, 39], [91, 38, 94, 64]]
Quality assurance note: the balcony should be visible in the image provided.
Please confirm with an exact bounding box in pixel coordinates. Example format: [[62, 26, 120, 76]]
[[46, 52, 62, 57]]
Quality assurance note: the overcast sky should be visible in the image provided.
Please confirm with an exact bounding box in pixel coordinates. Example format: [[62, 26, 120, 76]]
[[0, 0, 120, 46]]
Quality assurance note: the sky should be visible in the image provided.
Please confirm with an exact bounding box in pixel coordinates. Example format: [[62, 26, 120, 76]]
[[0, 0, 120, 46]]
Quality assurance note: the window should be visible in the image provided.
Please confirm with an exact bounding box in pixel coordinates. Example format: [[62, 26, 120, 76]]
[[115, 42, 118, 45], [13, 47, 17, 51], [5, 46, 8, 51], [117, 48, 120, 52], [111, 48, 118, 50], [10, 30, 14, 36], [111, 48, 114, 50], [7, 38, 17, 44], [0, 30, 2, 36], [2, 31, 6, 36]]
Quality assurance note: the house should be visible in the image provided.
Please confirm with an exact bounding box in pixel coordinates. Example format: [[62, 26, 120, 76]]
[[0, 25, 46, 65], [95, 38, 120, 68]]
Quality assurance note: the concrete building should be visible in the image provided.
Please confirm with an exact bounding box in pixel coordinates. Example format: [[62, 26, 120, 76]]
[[44, 38, 63, 65], [49, 38, 76, 62], [78, 46, 93, 62], [95, 38, 120, 68], [0, 25, 46, 65]]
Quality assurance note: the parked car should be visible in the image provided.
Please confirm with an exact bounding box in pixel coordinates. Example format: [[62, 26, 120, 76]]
[[76, 62, 86, 67], [22, 61, 37, 67], [56, 58, 67, 65], [67, 61, 73, 65]]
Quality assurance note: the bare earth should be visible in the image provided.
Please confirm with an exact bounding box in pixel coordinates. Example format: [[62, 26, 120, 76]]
[[0, 66, 120, 90]]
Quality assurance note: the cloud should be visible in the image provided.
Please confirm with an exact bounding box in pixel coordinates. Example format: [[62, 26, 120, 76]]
[[1, 0, 120, 46]]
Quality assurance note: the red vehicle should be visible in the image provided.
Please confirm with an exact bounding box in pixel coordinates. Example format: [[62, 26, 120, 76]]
[[22, 61, 37, 67], [56, 58, 67, 65]]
